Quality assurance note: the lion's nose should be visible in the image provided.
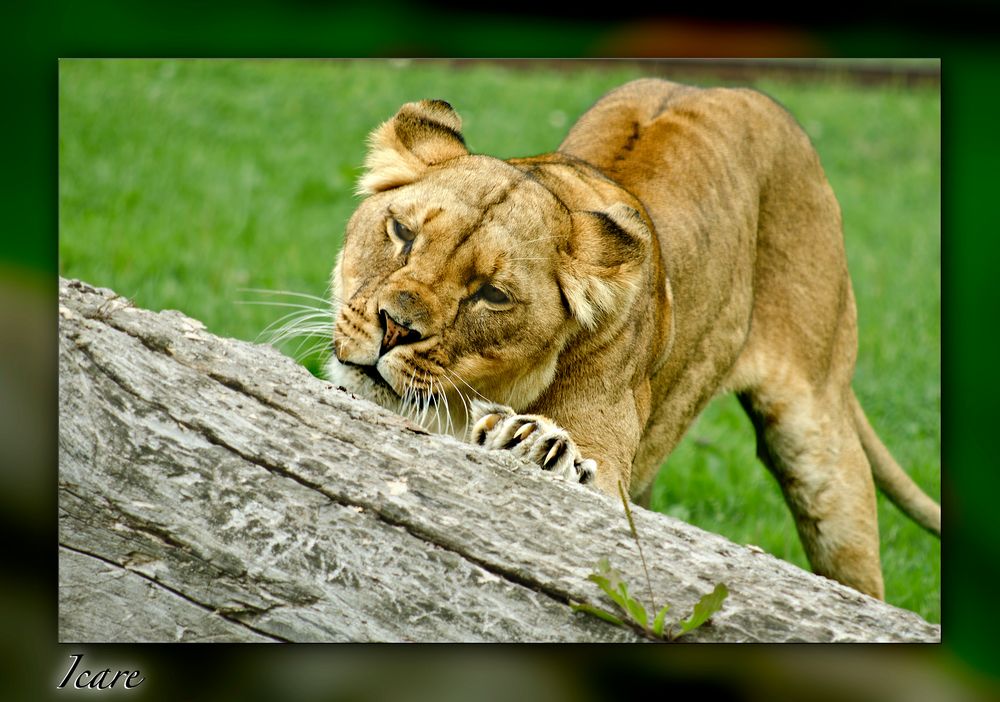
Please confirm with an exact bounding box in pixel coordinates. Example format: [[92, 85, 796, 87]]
[[379, 309, 422, 356]]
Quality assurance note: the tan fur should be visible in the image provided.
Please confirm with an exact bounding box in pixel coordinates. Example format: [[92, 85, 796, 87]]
[[326, 82, 940, 600]]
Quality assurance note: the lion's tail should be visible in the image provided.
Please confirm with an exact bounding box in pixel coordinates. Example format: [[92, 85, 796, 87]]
[[851, 391, 941, 537]]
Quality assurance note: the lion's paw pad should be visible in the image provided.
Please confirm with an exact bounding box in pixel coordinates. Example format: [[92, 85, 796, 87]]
[[470, 402, 595, 484]]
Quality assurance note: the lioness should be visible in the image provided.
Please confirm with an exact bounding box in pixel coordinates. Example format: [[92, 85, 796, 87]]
[[326, 78, 940, 599]]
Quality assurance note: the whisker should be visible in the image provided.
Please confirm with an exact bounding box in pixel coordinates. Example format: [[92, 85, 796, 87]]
[[426, 374, 436, 429], [266, 321, 334, 347], [409, 369, 421, 425], [446, 378, 464, 437], [259, 310, 331, 331], [238, 287, 342, 305], [236, 286, 343, 367], [273, 336, 334, 359], [436, 377, 452, 436], [441, 370, 472, 426], [445, 368, 489, 404], [288, 331, 332, 362], [442, 369, 477, 440], [269, 321, 335, 337], [445, 380, 456, 436], [429, 374, 441, 434], [253, 308, 326, 339], [246, 295, 335, 351], [264, 313, 334, 335], [419, 371, 432, 427], [245, 309, 333, 342], [400, 368, 411, 419], [266, 319, 334, 341], [405, 368, 418, 422], [236, 300, 329, 312]]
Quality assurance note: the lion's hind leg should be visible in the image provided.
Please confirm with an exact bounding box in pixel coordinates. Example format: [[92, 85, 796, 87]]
[[737, 384, 885, 599]]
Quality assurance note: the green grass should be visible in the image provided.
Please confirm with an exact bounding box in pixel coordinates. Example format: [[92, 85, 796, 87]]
[[59, 59, 940, 622]]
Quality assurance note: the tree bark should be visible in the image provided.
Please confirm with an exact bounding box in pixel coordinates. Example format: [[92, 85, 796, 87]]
[[58, 278, 940, 642]]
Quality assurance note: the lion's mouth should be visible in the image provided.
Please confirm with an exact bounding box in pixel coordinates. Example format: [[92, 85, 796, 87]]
[[342, 358, 442, 406], [344, 360, 397, 395]]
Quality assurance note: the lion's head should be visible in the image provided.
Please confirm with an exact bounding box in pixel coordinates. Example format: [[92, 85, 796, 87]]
[[326, 99, 655, 435]]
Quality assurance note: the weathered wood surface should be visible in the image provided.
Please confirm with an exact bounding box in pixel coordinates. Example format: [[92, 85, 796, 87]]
[[57, 277, 941, 642]]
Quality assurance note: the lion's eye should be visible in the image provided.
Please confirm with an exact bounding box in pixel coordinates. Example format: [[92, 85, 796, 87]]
[[392, 219, 416, 243], [478, 284, 511, 305]]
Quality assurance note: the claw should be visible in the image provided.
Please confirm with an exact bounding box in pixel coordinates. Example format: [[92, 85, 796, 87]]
[[544, 440, 562, 466], [513, 422, 536, 441], [473, 412, 504, 445], [481, 413, 502, 432]]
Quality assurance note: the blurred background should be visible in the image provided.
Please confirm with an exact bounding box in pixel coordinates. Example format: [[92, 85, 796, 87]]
[[4, 1, 997, 700]]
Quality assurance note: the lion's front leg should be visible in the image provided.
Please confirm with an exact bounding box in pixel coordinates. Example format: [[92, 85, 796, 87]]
[[469, 402, 597, 485]]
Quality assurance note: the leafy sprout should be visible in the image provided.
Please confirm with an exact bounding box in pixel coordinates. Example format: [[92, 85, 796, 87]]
[[570, 481, 729, 641]]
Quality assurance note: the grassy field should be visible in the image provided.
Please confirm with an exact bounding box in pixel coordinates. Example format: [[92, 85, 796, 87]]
[[59, 59, 940, 622]]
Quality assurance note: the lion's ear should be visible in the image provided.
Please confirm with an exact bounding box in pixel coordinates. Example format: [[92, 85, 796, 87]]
[[557, 203, 651, 330], [357, 99, 469, 195]]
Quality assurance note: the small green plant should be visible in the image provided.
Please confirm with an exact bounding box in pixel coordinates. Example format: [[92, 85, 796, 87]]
[[570, 482, 729, 640]]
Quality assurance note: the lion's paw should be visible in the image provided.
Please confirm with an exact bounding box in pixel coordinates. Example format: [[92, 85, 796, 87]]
[[469, 401, 596, 484]]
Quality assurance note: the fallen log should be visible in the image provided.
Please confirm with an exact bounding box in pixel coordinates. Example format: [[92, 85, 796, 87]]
[[57, 277, 940, 642]]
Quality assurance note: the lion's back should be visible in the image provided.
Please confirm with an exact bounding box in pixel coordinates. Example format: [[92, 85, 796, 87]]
[[559, 77, 836, 262]]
